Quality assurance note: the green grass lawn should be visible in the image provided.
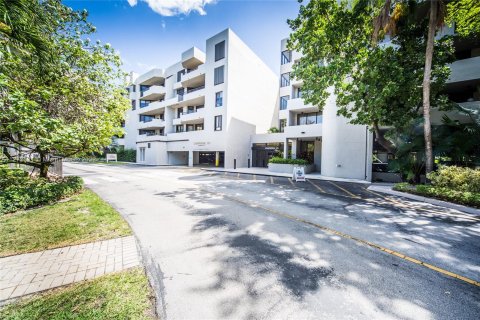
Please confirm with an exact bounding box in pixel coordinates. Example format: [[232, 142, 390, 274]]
[[0, 267, 156, 320], [0, 189, 132, 257]]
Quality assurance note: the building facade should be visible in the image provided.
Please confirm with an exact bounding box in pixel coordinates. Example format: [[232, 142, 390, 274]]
[[250, 39, 373, 181], [122, 29, 278, 168]]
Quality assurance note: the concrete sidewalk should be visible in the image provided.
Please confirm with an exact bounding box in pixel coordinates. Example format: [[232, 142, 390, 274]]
[[0, 236, 140, 302], [204, 167, 370, 184]]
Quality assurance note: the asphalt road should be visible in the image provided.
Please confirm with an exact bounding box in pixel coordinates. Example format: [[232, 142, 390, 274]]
[[64, 162, 480, 320]]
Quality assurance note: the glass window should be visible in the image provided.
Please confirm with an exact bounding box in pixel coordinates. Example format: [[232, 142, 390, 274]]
[[280, 73, 290, 87], [279, 119, 286, 132], [215, 41, 225, 61], [139, 115, 154, 122], [214, 66, 224, 85], [177, 69, 185, 82], [140, 100, 152, 108], [216, 91, 223, 107], [139, 147, 145, 162], [132, 85, 136, 92], [281, 50, 291, 65], [280, 95, 289, 110], [131, 100, 136, 110], [214, 115, 222, 131], [297, 112, 323, 125], [175, 125, 184, 133], [186, 124, 195, 132], [195, 123, 204, 131]]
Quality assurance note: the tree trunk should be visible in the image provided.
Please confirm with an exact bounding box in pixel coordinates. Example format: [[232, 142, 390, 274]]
[[38, 152, 49, 178], [422, 0, 438, 178], [372, 122, 396, 154]]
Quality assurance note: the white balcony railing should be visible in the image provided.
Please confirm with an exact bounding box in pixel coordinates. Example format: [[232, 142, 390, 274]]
[[448, 56, 480, 83], [140, 85, 166, 100], [136, 134, 167, 143], [284, 123, 322, 138], [287, 98, 317, 113], [138, 119, 165, 130], [180, 108, 205, 123]]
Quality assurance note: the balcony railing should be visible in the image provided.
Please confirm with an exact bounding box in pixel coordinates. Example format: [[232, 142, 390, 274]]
[[187, 85, 205, 93]]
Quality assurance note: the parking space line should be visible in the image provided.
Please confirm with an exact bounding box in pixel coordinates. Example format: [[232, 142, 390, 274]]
[[328, 181, 360, 198], [270, 176, 274, 184], [208, 189, 480, 288], [307, 179, 325, 193], [253, 174, 257, 181]]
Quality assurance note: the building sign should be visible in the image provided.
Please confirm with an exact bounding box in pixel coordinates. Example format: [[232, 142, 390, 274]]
[[293, 166, 305, 182], [106, 153, 117, 162]]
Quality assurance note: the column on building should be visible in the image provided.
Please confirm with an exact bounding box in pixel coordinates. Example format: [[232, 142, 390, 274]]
[[291, 139, 297, 159], [188, 150, 194, 167]]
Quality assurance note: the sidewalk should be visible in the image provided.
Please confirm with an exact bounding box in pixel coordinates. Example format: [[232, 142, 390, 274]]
[[204, 167, 370, 184], [0, 236, 140, 302]]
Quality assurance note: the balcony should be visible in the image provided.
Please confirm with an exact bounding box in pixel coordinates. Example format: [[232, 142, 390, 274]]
[[172, 117, 182, 126], [287, 98, 318, 113], [136, 134, 167, 143], [180, 108, 205, 124], [138, 119, 165, 130], [173, 81, 183, 90], [448, 56, 480, 83], [179, 87, 205, 106], [138, 100, 166, 116], [137, 69, 165, 86], [284, 123, 322, 138], [182, 47, 206, 69], [181, 65, 206, 88], [140, 85, 166, 100]]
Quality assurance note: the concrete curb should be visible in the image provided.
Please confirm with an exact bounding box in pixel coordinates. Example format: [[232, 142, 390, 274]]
[[203, 168, 370, 184], [368, 185, 480, 217]]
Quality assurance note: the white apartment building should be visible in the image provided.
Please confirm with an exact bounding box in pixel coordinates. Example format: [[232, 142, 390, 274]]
[[250, 39, 373, 181], [122, 29, 278, 168]]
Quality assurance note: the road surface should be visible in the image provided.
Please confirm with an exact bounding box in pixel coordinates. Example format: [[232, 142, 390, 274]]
[[64, 162, 480, 320]]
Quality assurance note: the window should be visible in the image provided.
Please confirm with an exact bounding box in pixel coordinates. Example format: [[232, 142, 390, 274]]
[[214, 115, 222, 131], [281, 50, 291, 65], [131, 100, 136, 110], [279, 119, 287, 132], [280, 73, 290, 87], [280, 95, 289, 110], [139, 147, 145, 162], [195, 123, 204, 131], [214, 66, 224, 85], [215, 91, 223, 107], [147, 143, 151, 149], [131, 85, 136, 92], [175, 125, 184, 133], [177, 108, 183, 118], [186, 124, 195, 132], [294, 87, 302, 98], [297, 112, 323, 126], [139, 129, 155, 136], [177, 70, 185, 82], [215, 41, 225, 61], [140, 100, 152, 108], [139, 115, 154, 122]]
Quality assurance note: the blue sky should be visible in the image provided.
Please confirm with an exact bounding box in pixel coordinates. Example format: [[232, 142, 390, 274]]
[[64, 0, 302, 75]]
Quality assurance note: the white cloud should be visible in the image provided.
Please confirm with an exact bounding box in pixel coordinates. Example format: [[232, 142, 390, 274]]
[[127, 0, 216, 16]]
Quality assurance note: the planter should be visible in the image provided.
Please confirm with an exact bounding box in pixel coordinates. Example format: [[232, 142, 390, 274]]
[[268, 163, 316, 174]]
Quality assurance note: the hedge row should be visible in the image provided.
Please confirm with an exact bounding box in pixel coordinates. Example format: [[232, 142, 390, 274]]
[[393, 183, 480, 208], [268, 157, 309, 165], [427, 165, 480, 193], [0, 167, 83, 215]]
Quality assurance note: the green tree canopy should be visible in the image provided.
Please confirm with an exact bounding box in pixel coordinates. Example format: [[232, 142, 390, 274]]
[[0, 0, 129, 177]]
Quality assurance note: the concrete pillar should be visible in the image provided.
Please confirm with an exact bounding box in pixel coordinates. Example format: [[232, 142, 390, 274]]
[[283, 139, 288, 159], [215, 151, 220, 167], [188, 151, 194, 167], [291, 139, 297, 159]]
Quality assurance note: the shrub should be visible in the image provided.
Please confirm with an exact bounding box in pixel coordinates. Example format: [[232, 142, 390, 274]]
[[393, 182, 480, 208], [0, 168, 83, 215], [268, 157, 309, 165], [115, 149, 136, 162], [427, 165, 480, 193]]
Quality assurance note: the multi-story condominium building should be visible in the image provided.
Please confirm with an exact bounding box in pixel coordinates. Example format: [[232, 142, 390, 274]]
[[122, 29, 278, 168], [250, 39, 373, 181]]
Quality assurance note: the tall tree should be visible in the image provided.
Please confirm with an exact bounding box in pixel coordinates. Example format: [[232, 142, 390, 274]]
[[0, 0, 128, 177]]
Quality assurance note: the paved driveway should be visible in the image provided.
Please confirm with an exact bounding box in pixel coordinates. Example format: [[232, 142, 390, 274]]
[[64, 163, 480, 320]]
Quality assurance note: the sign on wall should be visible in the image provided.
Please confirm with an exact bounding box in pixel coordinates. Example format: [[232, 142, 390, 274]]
[[293, 166, 305, 182], [106, 153, 117, 163]]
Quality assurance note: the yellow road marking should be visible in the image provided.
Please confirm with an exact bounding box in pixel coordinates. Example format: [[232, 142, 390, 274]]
[[328, 181, 360, 198], [206, 189, 480, 288], [307, 179, 325, 193]]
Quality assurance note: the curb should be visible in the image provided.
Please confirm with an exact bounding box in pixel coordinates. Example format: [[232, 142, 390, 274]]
[[203, 168, 370, 185], [368, 185, 480, 217]]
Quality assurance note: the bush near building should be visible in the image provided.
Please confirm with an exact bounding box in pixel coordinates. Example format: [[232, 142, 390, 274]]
[[269, 157, 309, 165], [0, 167, 83, 215], [115, 148, 136, 162], [394, 166, 480, 208]]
